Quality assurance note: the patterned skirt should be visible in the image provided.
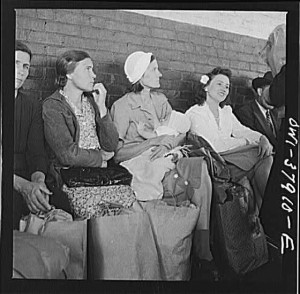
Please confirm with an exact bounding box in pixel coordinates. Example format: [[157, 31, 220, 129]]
[[62, 184, 136, 219]]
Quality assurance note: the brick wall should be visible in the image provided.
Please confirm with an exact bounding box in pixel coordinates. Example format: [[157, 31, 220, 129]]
[[16, 9, 269, 111]]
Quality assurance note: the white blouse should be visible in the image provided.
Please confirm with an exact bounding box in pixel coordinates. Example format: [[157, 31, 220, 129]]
[[185, 103, 262, 153]]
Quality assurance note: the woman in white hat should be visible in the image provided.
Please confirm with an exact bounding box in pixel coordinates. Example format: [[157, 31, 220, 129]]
[[111, 51, 218, 280], [111, 51, 182, 162]]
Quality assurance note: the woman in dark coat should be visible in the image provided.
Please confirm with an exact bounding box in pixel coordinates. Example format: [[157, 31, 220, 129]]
[[42, 50, 120, 218]]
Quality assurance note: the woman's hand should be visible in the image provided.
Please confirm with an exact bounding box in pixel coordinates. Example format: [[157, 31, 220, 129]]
[[150, 145, 169, 161], [93, 83, 107, 117], [151, 134, 176, 150], [101, 150, 114, 162], [148, 134, 177, 160], [258, 135, 273, 159]]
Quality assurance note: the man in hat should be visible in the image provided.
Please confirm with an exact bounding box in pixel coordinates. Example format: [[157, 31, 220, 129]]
[[235, 71, 281, 150]]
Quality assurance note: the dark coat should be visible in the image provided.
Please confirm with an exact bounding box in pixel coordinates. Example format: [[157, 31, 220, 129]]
[[234, 100, 281, 150], [260, 64, 287, 245], [14, 90, 48, 180], [43, 89, 119, 187], [269, 65, 285, 108]]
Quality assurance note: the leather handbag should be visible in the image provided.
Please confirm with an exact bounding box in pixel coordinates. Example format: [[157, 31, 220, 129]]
[[60, 165, 133, 188], [210, 172, 269, 275], [189, 135, 269, 275]]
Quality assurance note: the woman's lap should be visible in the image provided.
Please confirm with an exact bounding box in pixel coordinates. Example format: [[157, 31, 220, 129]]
[[222, 145, 273, 182], [226, 155, 272, 182]]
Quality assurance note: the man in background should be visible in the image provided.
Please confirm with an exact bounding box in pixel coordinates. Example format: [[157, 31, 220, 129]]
[[235, 71, 281, 151], [258, 24, 296, 290]]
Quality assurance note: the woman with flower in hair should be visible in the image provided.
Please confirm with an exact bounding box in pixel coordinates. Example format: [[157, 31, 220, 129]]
[[186, 67, 273, 210]]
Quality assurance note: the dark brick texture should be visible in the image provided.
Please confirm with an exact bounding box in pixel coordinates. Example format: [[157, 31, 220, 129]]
[[16, 9, 269, 111]]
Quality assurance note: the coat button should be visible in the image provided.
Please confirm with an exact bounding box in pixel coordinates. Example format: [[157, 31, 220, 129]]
[[174, 174, 178, 178], [184, 180, 188, 185]]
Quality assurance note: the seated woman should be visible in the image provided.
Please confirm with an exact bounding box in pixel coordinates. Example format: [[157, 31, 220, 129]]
[[42, 50, 124, 218], [185, 67, 273, 210], [110, 51, 215, 277]]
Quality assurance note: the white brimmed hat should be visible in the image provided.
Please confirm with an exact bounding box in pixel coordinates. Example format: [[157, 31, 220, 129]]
[[124, 51, 153, 84]]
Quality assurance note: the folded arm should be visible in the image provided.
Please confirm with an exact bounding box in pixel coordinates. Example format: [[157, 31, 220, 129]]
[[43, 100, 104, 167]]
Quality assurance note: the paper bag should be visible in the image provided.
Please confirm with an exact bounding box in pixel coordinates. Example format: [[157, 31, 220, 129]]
[[88, 209, 161, 280]]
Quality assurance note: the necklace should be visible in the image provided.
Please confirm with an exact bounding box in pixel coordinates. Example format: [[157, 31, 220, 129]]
[[206, 101, 221, 130], [211, 109, 220, 121], [212, 111, 221, 130]]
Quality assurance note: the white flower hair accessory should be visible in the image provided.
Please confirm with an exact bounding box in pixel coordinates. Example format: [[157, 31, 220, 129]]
[[200, 75, 209, 85]]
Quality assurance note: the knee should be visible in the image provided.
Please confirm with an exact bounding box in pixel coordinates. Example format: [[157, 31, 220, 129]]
[[266, 155, 273, 166], [255, 156, 273, 184], [262, 155, 273, 175]]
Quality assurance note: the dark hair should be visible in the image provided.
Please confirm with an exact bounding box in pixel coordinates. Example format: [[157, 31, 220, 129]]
[[55, 50, 91, 88], [194, 67, 232, 107], [126, 54, 156, 94], [15, 40, 32, 61]]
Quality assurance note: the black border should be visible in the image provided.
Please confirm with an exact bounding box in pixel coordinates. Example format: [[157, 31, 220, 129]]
[[1, 1, 299, 293]]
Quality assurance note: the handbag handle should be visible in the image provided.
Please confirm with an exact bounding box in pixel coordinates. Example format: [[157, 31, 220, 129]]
[[204, 147, 258, 214], [193, 138, 261, 235]]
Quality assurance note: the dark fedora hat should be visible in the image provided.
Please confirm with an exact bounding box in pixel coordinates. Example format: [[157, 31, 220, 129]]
[[252, 71, 273, 92]]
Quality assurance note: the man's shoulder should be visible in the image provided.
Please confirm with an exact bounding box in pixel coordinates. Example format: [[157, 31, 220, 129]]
[[18, 90, 36, 101], [17, 90, 42, 108], [235, 101, 255, 113]]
